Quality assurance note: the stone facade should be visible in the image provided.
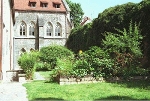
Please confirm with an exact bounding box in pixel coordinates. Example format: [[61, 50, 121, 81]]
[[0, 0, 72, 81], [13, 1, 72, 69]]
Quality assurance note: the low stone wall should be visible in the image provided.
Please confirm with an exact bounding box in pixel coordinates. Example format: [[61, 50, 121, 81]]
[[6, 70, 18, 82], [55, 76, 104, 85], [55, 75, 150, 85], [6, 70, 25, 82]]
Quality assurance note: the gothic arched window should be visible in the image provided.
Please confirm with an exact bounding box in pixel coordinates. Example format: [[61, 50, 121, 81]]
[[29, 22, 35, 36], [20, 22, 26, 36], [55, 23, 62, 36], [46, 22, 53, 36]]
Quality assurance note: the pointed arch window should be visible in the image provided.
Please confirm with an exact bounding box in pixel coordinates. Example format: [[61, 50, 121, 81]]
[[46, 22, 53, 36], [55, 23, 62, 36], [20, 22, 26, 36], [29, 22, 35, 36]]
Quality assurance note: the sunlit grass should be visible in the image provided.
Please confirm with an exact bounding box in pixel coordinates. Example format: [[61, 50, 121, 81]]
[[24, 73, 150, 101]]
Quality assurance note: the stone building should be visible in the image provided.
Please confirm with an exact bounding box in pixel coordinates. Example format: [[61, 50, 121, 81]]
[[0, 0, 72, 81], [13, 0, 72, 69]]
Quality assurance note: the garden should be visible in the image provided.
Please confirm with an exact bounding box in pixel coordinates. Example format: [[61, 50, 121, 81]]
[[18, 22, 150, 100], [18, 0, 150, 100]]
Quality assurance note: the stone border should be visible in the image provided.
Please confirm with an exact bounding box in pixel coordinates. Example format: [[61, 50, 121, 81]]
[[55, 75, 150, 85], [55, 75, 104, 85]]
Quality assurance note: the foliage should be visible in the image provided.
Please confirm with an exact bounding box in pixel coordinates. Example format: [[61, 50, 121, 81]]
[[72, 58, 90, 78], [34, 62, 47, 71], [50, 58, 73, 81], [103, 21, 143, 56], [66, 0, 84, 27], [71, 46, 114, 78], [39, 45, 74, 70], [66, 0, 150, 69], [102, 22, 143, 77], [66, 23, 93, 53], [18, 51, 39, 79]]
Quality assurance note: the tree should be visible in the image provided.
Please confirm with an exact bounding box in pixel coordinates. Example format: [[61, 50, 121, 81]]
[[66, 0, 84, 27]]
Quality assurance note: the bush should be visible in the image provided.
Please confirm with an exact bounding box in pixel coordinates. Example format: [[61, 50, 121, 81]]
[[102, 22, 144, 77], [84, 46, 114, 78], [34, 62, 47, 71], [71, 47, 114, 79], [39, 45, 74, 70], [50, 58, 73, 81], [18, 51, 39, 80]]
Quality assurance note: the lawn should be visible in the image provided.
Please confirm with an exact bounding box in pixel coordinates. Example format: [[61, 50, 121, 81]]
[[23, 72, 150, 100]]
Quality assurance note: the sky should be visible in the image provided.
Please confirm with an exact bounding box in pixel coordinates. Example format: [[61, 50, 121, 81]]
[[70, 0, 142, 19]]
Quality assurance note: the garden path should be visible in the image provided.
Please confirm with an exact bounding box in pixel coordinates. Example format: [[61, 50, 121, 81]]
[[0, 72, 45, 101], [0, 82, 28, 101]]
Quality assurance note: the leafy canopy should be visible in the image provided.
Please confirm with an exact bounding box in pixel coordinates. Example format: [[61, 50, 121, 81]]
[[66, 0, 84, 27]]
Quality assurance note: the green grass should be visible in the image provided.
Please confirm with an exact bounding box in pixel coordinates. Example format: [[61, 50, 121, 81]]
[[24, 71, 150, 100]]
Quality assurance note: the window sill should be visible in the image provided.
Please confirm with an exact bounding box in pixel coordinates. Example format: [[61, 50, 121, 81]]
[[14, 36, 36, 39], [44, 36, 63, 38]]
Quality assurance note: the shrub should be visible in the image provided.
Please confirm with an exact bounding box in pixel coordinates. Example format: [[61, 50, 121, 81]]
[[102, 22, 144, 77], [18, 51, 39, 79], [39, 45, 74, 70], [71, 47, 114, 79], [50, 58, 73, 81], [72, 59, 90, 78], [34, 62, 47, 71], [84, 46, 114, 78]]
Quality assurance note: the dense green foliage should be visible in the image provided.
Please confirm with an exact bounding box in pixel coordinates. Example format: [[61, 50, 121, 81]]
[[72, 46, 113, 78], [39, 45, 74, 70], [102, 22, 147, 77], [50, 58, 74, 81], [66, 0, 150, 69], [18, 51, 39, 79], [66, 0, 84, 27], [54, 22, 146, 80]]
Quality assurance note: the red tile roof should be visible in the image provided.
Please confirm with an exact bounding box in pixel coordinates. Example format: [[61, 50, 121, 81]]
[[29, 0, 36, 2], [14, 0, 66, 12]]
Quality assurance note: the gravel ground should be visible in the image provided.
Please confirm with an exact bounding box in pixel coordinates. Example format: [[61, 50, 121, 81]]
[[0, 72, 45, 101], [0, 82, 28, 101]]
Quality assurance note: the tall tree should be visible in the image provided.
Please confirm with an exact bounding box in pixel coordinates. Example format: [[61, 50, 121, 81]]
[[66, 0, 84, 27]]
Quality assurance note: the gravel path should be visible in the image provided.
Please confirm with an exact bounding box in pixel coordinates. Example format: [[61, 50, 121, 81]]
[[0, 82, 28, 101], [0, 72, 45, 101]]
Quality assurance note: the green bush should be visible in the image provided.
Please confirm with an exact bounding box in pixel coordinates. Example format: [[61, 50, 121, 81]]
[[72, 59, 90, 78], [84, 46, 114, 78], [39, 45, 74, 70], [18, 51, 39, 79], [102, 22, 144, 77], [71, 47, 114, 79], [50, 58, 73, 81], [34, 62, 47, 71]]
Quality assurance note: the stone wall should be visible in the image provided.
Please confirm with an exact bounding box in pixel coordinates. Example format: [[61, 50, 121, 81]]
[[55, 75, 150, 85], [55, 76, 104, 85], [13, 11, 71, 69]]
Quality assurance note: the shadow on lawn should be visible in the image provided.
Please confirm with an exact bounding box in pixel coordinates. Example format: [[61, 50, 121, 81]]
[[95, 95, 148, 100], [33, 97, 65, 101], [106, 79, 150, 90]]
